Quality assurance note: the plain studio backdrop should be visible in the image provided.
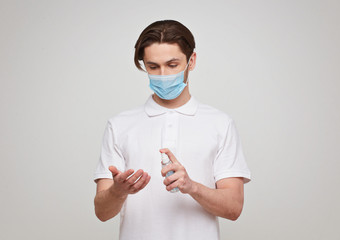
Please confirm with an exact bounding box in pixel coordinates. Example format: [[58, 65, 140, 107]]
[[0, 0, 339, 239]]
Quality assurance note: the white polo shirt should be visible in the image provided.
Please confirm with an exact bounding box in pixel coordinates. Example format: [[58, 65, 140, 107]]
[[94, 94, 251, 240]]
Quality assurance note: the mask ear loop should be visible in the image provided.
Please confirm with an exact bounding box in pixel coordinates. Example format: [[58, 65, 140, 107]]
[[184, 54, 193, 84], [142, 61, 148, 73]]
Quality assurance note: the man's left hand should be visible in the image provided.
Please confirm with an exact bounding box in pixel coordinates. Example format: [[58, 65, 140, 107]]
[[160, 148, 197, 194]]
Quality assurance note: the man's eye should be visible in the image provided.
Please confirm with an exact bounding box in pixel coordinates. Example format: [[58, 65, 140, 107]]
[[169, 65, 178, 68], [149, 66, 157, 70]]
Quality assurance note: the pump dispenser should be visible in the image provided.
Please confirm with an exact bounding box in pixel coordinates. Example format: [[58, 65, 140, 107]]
[[161, 152, 179, 193]]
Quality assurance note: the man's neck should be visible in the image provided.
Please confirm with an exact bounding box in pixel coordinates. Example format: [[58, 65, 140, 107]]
[[152, 87, 191, 109]]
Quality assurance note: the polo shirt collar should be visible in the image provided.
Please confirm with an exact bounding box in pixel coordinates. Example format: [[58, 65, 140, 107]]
[[144, 94, 199, 117]]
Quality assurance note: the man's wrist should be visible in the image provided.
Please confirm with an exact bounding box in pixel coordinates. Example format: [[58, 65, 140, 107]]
[[188, 181, 199, 196], [109, 185, 128, 200]]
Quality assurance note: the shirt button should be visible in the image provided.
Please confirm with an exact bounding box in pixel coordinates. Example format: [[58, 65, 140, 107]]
[[168, 124, 173, 128], [169, 111, 174, 114]]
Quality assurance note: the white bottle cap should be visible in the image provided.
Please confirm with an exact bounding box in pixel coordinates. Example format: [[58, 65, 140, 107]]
[[161, 153, 170, 164]]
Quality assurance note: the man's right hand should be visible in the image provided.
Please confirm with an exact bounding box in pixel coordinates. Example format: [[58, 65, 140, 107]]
[[108, 166, 151, 197]]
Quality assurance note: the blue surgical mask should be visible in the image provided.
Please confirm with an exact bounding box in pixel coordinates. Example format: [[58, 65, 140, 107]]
[[148, 56, 192, 100]]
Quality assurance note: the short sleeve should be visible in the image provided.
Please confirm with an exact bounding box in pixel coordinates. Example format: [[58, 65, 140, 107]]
[[213, 119, 251, 183], [93, 120, 125, 182]]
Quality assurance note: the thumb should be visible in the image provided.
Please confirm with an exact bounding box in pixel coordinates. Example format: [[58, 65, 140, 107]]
[[108, 166, 121, 178]]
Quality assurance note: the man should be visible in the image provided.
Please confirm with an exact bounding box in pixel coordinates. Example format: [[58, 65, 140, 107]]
[[94, 20, 251, 240]]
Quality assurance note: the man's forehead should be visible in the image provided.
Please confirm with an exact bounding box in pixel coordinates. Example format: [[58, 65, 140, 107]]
[[143, 43, 186, 63]]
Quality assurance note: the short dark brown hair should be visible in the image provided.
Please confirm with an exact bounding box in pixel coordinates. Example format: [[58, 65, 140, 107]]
[[134, 20, 196, 71]]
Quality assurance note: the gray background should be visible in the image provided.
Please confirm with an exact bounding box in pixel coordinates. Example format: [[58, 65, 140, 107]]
[[1, 0, 339, 239]]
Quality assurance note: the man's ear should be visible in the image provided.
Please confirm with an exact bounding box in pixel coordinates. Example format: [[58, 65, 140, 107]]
[[189, 52, 197, 71]]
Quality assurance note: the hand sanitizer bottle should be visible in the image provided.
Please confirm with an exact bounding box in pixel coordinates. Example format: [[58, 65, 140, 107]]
[[161, 153, 179, 193]]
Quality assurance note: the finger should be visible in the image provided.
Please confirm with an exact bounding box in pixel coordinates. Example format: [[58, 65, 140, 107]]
[[142, 175, 151, 189], [139, 175, 151, 191], [161, 164, 178, 177], [108, 166, 121, 178], [116, 169, 134, 182], [166, 180, 180, 192], [159, 148, 180, 164], [163, 172, 180, 186], [126, 169, 144, 185], [131, 173, 150, 192]]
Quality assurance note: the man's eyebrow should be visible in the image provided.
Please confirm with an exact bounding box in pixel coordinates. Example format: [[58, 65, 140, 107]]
[[145, 61, 159, 65], [166, 58, 181, 63], [145, 58, 181, 65]]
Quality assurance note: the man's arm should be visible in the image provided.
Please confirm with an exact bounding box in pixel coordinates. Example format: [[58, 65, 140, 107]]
[[94, 167, 151, 222], [161, 148, 245, 221], [188, 178, 244, 220]]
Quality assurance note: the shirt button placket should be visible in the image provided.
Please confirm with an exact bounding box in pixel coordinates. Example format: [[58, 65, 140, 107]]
[[162, 110, 179, 156]]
